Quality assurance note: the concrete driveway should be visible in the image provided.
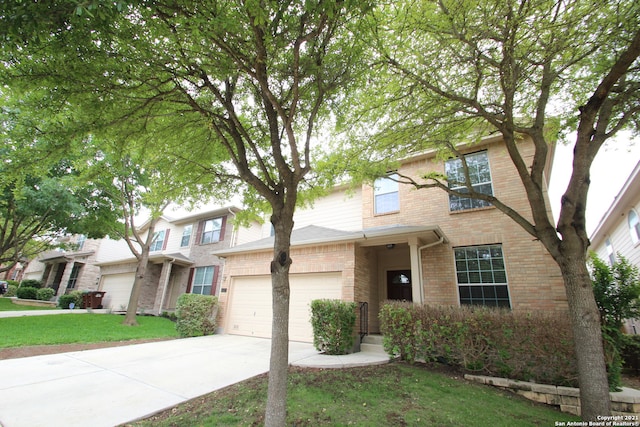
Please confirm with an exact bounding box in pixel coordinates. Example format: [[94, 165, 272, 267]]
[[0, 335, 318, 427]]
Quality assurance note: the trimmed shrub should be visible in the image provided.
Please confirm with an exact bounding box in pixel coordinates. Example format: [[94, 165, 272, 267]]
[[20, 279, 43, 289], [380, 302, 577, 386], [310, 299, 357, 355], [36, 287, 56, 301], [175, 294, 219, 337], [58, 291, 84, 309], [16, 286, 38, 300], [5, 285, 17, 297]]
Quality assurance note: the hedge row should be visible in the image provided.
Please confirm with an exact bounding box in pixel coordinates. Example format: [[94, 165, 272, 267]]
[[379, 302, 577, 386]]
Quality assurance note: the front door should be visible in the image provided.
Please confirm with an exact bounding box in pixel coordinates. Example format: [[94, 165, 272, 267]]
[[387, 270, 412, 301]]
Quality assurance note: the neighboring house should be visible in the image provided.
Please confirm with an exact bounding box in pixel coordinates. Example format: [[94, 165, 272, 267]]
[[590, 160, 640, 333], [22, 234, 101, 297], [213, 134, 569, 343], [94, 206, 262, 314]]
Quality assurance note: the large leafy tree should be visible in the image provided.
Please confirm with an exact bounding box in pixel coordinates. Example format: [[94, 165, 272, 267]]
[[338, 0, 640, 420], [1, 1, 371, 424]]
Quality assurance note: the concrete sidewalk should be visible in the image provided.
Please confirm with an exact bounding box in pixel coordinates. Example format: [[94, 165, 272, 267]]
[[0, 334, 389, 427]]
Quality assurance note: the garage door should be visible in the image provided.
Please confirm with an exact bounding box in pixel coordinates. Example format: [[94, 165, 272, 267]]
[[226, 272, 343, 342], [100, 273, 135, 311]]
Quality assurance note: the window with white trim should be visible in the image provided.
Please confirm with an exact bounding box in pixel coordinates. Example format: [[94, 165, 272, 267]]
[[191, 266, 215, 295], [629, 210, 640, 244], [201, 218, 223, 244], [605, 239, 616, 265], [454, 244, 511, 308], [150, 230, 165, 252], [374, 173, 399, 214], [181, 224, 192, 247], [445, 151, 494, 211]]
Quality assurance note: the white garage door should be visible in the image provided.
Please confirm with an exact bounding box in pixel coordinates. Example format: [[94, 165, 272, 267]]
[[100, 273, 135, 311], [226, 272, 343, 342]]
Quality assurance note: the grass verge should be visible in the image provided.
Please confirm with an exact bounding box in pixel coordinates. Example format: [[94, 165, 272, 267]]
[[0, 297, 56, 311], [129, 363, 581, 427], [0, 313, 178, 347]]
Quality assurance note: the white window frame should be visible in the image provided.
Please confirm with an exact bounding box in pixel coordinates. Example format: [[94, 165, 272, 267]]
[[445, 151, 494, 212], [374, 173, 400, 215], [629, 209, 640, 245], [454, 244, 511, 308], [191, 266, 215, 295], [150, 230, 165, 252], [181, 224, 192, 247], [605, 238, 616, 265], [201, 218, 222, 244]]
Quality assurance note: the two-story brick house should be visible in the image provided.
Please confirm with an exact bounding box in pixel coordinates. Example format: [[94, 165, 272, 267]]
[[22, 234, 102, 297], [94, 206, 261, 313], [213, 134, 568, 343]]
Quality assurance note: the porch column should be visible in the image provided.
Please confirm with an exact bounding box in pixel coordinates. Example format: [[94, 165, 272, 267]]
[[408, 237, 424, 304], [56, 261, 75, 298], [155, 260, 174, 315]]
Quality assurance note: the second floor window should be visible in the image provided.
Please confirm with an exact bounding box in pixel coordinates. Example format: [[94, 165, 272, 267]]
[[201, 218, 223, 244], [605, 238, 616, 265], [374, 173, 399, 214], [445, 151, 494, 212], [629, 210, 640, 244], [150, 230, 166, 252], [181, 225, 192, 247]]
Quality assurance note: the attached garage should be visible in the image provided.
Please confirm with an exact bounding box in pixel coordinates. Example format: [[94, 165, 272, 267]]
[[225, 272, 343, 342], [99, 273, 135, 311]]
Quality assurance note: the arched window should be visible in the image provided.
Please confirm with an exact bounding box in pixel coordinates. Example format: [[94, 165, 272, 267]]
[[629, 209, 640, 244]]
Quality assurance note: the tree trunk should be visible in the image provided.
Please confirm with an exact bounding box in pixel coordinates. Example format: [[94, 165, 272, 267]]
[[559, 253, 611, 420], [264, 213, 294, 427], [121, 248, 150, 326]]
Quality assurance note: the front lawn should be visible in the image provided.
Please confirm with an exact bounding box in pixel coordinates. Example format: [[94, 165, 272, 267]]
[[130, 363, 581, 426], [0, 313, 178, 347], [0, 297, 56, 311]]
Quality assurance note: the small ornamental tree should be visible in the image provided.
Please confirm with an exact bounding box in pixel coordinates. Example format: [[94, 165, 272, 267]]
[[590, 253, 640, 390]]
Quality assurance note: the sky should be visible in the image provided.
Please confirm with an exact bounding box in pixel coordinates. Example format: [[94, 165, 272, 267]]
[[548, 132, 640, 237]]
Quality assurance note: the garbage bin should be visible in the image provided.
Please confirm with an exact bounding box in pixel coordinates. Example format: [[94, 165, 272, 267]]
[[83, 291, 106, 309]]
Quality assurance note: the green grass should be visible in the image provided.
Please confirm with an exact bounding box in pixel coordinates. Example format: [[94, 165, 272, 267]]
[[0, 313, 178, 347], [132, 363, 581, 427], [0, 297, 56, 311]]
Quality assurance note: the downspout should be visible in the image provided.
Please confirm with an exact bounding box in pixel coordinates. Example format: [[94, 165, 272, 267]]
[[417, 235, 445, 303], [227, 208, 238, 247], [157, 258, 176, 315]]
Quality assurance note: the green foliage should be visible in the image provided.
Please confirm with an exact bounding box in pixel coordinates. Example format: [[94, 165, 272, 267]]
[[589, 253, 640, 391], [5, 285, 17, 297], [379, 302, 577, 386], [16, 286, 37, 300], [36, 287, 55, 301], [58, 291, 83, 309], [20, 279, 43, 289], [175, 294, 219, 338], [590, 253, 640, 328], [310, 299, 357, 355]]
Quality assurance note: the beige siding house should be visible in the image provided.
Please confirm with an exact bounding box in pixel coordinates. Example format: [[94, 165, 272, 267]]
[[95, 206, 261, 314], [590, 161, 640, 334], [214, 135, 568, 343]]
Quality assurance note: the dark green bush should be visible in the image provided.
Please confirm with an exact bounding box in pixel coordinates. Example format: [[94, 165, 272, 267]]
[[310, 299, 357, 355], [20, 279, 43, 289], [16, 286, 38, 300], [379, 302, 577, 386], [36, 287, 56, 301], [58, 291, 84, 309], [175, 294, 219, 337], [5, 285, 17, 297]]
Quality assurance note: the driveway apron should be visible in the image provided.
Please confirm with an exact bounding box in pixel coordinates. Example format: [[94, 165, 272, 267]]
[[0, 335, 317, 427]]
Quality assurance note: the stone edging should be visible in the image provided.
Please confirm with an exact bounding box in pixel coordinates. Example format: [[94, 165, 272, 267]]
[[464, 374, 640, 417]]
